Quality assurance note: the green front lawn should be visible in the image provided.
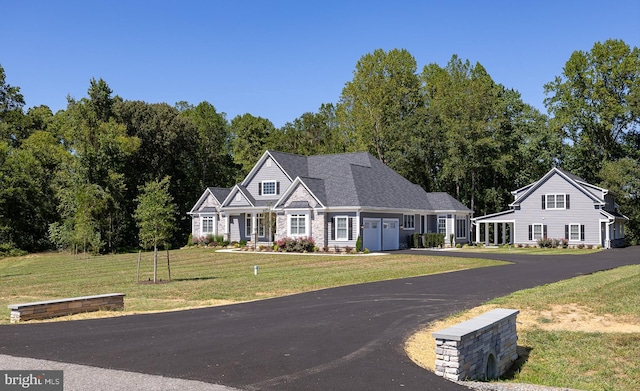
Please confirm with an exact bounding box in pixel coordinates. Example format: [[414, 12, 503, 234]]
[[0, 248, 506, 324]]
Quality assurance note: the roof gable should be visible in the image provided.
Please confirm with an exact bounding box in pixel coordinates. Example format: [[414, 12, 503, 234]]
[[275, 177, 326, 209], [188, 187, 230, 214], [221, 185, 255, 207], [509, 167, 604, 207]]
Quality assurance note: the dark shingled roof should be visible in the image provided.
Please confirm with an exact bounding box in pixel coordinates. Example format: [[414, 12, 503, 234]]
[[208, 187, 231, 203], [268, 151, 309, 180], [270, 151, 470, 212]]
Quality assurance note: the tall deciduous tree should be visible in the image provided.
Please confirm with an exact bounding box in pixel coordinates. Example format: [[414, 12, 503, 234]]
[[339, 48, 423, 166], [270, 103, 347, 156], [231, 113, 275, 176], [0, 64, 25, 146], [135, 176, 176, 283], [422, 56, 504, 213], [544, 39, 640, 182], [179, 101, 237, 189]]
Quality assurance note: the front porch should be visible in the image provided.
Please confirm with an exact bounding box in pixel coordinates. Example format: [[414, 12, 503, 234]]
[[473, 221, 515, 246]]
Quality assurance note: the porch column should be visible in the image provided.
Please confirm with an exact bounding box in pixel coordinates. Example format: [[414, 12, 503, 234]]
[[502, 223, 506, 244], [606, 222, 611, 249], [484, 222, 489, 245], [224, 214, 230, 242], [510, 223, 514, 244], [475, 222, 480, 244], [493, 222, 498, 245], [251, 213, 257, 246]]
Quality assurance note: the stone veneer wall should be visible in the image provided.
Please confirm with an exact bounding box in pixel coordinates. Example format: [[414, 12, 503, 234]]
[[9, 294, 125, 323], [432, 309, 519, 381], [275, 183, 325, 247]]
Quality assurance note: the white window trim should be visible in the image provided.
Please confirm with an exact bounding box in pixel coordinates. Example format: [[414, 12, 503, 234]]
[[545, 193, 566, 210], [403, 214, 415, 230], [245, 215, 252, 238], [569, 223, 581, 241], [246, 213, 267, 238], [437, 215, 447, 235], [456, 216, 467, 239], [287, 213, 309, 238], [533, 223, 543, 240], [201, 215, 215, 234], [335, 216, 349, 241], [262, 180, 277, 195]]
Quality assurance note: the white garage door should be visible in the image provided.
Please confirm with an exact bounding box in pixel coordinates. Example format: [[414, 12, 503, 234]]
[[362, 218, 381, 251], [382, 218, 399, 251]]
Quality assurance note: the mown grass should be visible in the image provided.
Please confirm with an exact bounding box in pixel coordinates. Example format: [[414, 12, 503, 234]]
[[407, 265, 640, 391], [0, 248, 506, 324], [474, 265, 639, 391]]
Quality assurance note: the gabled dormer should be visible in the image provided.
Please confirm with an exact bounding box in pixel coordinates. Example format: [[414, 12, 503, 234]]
[[222, 185, 255, 208], [188, 187, 230, 215], [509, 167, 604, 209], [240, 151, 302, 203]]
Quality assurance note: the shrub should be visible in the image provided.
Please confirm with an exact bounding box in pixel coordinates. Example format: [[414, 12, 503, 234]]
[[239, 239, 247, 247], [456, 243, 462, 248], [344, 246, 353, 254], [356, 235, 362, 252], [450, 233, 454, 247], [577, 243, 585, 249], [537, 237, 553, 248], [0, 242, 27, 257], [586, 244, 593, 249], [275, 237, 315, 252], [322, 245, 330, 253], [363, 248, 370, 254], [414, 232, 420, 248]]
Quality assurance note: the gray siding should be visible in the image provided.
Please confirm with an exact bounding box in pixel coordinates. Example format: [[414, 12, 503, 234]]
[[514, 172, 602, 245], [229, 215, 241, 242], [228, 192, 251, 207], [245, 157, 292, 202], [327, 212, 358, 248]]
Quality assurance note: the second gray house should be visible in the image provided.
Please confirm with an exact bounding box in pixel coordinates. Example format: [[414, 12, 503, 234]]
[[472, 167, 628, 248], [189, 150, 472, 251]]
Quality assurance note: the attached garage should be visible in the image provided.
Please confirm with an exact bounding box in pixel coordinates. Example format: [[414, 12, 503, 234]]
[[363, 218, 381, 251], [382, 218, 399, 250]]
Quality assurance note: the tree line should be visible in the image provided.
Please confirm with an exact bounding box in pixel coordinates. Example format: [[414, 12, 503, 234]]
[[1, 38, 638, 255]]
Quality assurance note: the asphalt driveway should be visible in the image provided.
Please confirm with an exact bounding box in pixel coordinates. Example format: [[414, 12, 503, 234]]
[[1, 247, 638, 390]]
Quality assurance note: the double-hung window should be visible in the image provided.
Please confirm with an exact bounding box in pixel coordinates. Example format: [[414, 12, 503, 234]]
[[403, 215, 415, 230], [544, 194, 567, 210], [456, 216, 467, 239], [245, 215, 252, 238], [566, 224, 585, 241], [202, 216, 215, 234], [533, 224, 543, 240], [437, 216, 447, 235], [569, 224, 580, 241], [335, 216, 348, 240], [289, 214, 308, 237]]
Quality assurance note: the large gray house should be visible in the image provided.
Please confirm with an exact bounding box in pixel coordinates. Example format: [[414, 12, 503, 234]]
[[472, 167, 628, 248], [189, 150, 472, 251]]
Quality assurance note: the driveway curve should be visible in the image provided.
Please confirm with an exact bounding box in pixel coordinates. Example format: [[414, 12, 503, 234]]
[[1, 247, 638, 391]]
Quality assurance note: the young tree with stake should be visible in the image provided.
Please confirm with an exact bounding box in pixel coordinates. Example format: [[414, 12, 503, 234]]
[[134, 176, 176, 283]]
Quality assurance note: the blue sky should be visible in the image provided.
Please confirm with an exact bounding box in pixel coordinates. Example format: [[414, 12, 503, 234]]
[[4, 0, 639, 128]]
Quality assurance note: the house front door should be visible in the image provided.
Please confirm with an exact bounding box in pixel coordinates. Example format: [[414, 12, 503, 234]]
[[363, 218, 381, 252], [382, 218, 399, 251]]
